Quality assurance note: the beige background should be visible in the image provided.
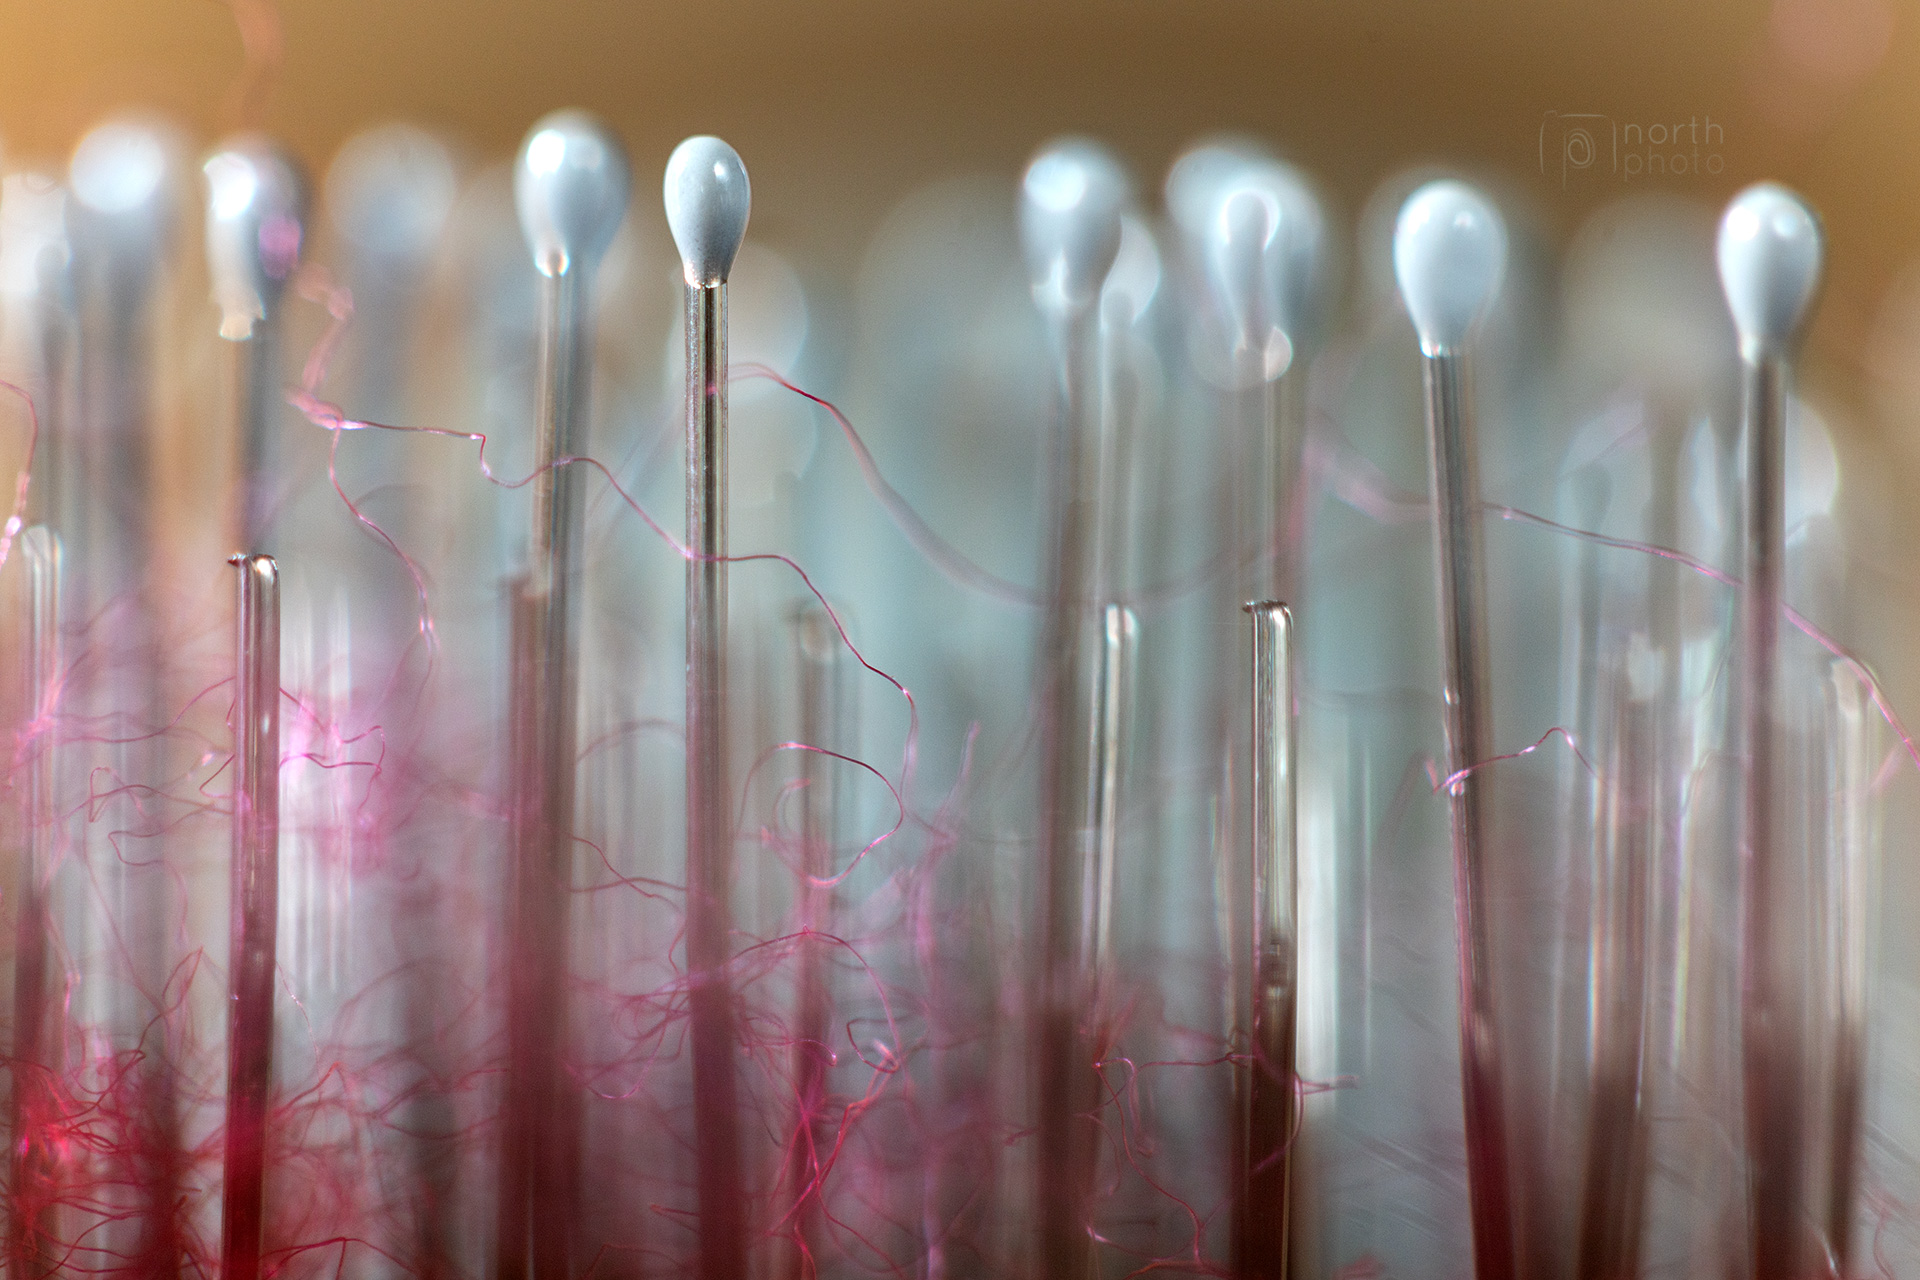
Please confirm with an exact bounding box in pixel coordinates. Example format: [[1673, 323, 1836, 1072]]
[[0, 1, 1908, 305]]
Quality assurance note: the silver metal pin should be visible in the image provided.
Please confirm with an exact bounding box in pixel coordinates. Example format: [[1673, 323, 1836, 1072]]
[[498, 108, 630, 1280], [665, 131, 752, 1280], [1239, 600, 1299, 1280], [1393, 177, 1517, 1280], [1716, 180, 1824, 1280]]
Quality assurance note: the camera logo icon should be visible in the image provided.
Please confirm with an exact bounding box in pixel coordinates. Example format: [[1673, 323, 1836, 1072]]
[[1538, 111, 1725, 186], [1539, 111, 1612, 189]]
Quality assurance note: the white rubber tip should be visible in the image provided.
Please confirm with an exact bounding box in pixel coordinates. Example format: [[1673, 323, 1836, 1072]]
[[663, 135, 750, 287], [0, 175, 68, 301], [327, 123, 458, 267], [1020, 138, 1128, 316], [1163, 138, 1261, 244], [203, 135, 307, 340], [1392, 179, 1507, 356], [1205, 158, 1325, 364], [514, 110, 631, 279], [71, 117, 174, 224], [1716, 182, 1822, 359]]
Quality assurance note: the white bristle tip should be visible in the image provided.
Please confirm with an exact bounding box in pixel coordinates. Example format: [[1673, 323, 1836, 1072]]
[[514, 110, 632, 279], [1392, 179, 1507, 356], [72, 119, 172, 219], [1021, 138, 1128, 315], [204, 137, 306, 249], [1163, 138, 1262, 241], [1716, 182, 1822, 358], [327, 123, 458, 264], [663, 135, 751, 287], [1208, 158, 1325, 346], [203, 135, 308, 338]]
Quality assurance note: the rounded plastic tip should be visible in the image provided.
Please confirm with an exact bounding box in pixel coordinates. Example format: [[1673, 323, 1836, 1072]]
[[1163, 138, 1262, 243], [203, 134, 308, 340], [1206, 159, 1325, 370], [1392, 179, 1507, 356], [1020, 138, 1128, 317], [514, 110, 631, 280], [0, 174, 69, 301], [1716, 182, 1822, 359], [663, 135, 750, 287], [71, 117, 174, 223], [327, 123, 458, 267]]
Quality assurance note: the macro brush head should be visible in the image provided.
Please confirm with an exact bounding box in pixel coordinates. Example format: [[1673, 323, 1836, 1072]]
[[0, 38, 1910, 1280]]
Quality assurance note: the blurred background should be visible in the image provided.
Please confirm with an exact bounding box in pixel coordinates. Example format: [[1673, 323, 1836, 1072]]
[[0, 0, 1911, 318], [6, 0, 1918, 492]]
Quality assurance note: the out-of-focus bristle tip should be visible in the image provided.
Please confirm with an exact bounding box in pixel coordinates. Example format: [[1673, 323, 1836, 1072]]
[[1020, 137, 1129, 317], [514, 109, 632, 280], [203, 134, 308, 340]]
